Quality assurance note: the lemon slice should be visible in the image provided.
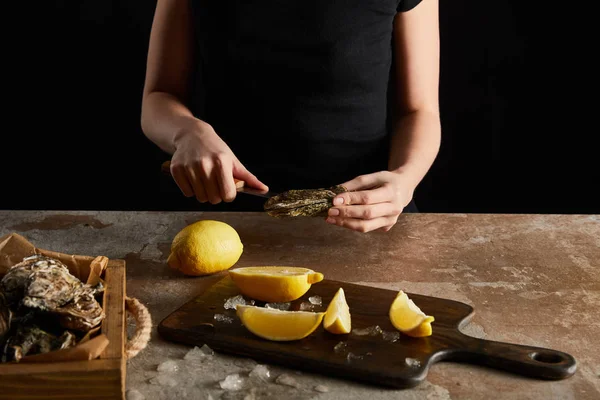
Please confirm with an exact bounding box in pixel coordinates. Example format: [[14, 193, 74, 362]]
[[236, 305, 325, 341], [228, 266, 324, 302], [389, 290, 434, 336], [323, 288, 351, 334]]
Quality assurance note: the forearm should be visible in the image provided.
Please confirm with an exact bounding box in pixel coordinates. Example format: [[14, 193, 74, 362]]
[[388, 109, 441, 189], [141, 91, 208, 154]]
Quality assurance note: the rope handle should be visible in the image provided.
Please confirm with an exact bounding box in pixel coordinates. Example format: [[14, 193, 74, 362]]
[[124, 296, 152, 359]]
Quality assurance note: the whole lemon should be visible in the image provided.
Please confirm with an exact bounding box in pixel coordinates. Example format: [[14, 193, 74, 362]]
[[167, 220, 243, 276]]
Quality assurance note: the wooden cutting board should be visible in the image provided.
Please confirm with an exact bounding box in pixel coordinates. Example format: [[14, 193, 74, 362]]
[[158, 276, 577, 388]]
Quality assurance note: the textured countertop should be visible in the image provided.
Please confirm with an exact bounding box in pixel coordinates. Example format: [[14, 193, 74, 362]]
[[1, 211, 598, 400]]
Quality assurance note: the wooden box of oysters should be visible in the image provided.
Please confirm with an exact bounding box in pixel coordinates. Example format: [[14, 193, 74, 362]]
[[0, 233, 151, 400]]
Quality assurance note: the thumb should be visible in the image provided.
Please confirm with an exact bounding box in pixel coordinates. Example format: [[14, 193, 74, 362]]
[[233, 160, 269, 191]]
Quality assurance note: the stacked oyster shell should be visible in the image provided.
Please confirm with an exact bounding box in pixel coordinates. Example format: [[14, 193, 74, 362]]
[[263, 185, 348, 218], [0, 254, 104, 362]]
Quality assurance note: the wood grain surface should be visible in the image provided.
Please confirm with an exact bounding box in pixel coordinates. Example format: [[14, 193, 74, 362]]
[[101, 259, 126, 360], [0, 359, 125, 400]]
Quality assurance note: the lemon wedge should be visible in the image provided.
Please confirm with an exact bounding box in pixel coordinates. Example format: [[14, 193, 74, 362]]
[[404, 316, 435, 338], [228, 266, 324, 302], [389, 290, 434, 337], [236, 305, 325, 341], [323, 288, 351, 334]]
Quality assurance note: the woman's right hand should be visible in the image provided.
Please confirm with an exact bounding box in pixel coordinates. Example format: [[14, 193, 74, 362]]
[[169, 121, 269, 204]]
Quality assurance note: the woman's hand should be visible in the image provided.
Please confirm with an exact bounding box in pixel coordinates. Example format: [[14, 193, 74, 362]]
[[169, 123, 268, 204], [326, 171, 415, 233]]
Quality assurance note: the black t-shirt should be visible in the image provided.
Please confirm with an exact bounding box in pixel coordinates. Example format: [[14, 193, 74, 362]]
[[189, 0, 423, 192]]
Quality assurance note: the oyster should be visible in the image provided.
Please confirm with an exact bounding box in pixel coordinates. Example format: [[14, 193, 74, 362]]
[[263, 185, 347, 218], [0, 254, 70, 306], [24, 270, 105, 332], [1, 254, 104, 332], [22, 261, 85, 311], [55, 290, 105, 331], [0, 292, 11, 346], [1, 324, 77, 363]]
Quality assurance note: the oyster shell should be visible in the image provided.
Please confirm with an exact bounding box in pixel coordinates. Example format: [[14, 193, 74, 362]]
[[1, 324, 77, 363], [23, 269, 105, 332], [55, 290, 105, 331], [1, 254, 104, 332], [0, 255, 70, 306], [0, 292, 11, 346], [264, 185, 347, 218], [22, 262, 85, 311]]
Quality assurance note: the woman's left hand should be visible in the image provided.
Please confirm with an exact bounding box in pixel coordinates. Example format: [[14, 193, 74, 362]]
[[326, 171, 415, 233]]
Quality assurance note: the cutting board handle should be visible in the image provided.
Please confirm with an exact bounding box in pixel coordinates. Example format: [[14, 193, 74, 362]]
[[452, 333, 577, 380]]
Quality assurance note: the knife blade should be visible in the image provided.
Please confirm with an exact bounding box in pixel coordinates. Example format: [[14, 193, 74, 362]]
[[161, 161, 276, 199]]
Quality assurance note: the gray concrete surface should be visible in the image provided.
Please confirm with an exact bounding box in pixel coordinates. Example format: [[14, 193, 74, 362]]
[[1, 211, 598, 399]]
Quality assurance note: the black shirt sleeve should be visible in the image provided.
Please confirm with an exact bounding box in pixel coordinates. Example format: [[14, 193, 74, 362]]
[[397, 0, 423, 12]]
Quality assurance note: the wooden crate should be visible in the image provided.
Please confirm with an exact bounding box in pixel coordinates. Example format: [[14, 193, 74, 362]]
[[0, 259, 127, 400]]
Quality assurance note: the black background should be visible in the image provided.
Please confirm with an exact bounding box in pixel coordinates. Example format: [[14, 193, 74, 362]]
[[3, 1, 598, 214]]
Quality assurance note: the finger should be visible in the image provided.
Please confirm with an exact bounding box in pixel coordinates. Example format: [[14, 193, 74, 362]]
[[340, 172, 388, 192], [377, 225, 395, 232], [186, 166, 208, 203], [170, 164, 194, 197], [197, 161, 222, 205], [326, 215, 398, 233], [333, 185, 393, 206], [216, 157, 237, 202], [233, 160, 269, 191], [328, 202, 400, 220]]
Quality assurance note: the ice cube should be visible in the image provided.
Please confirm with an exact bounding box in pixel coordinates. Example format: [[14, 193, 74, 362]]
[[149, 374, 178, 387], [333, 341, 347, 354], [275, 373, 300, 388], [219, 373, 245, 391], [382, 331, 400, 342], [351, 325, 383, 336], [351, 327, 370, 336], [200, 344, 215, 356], [314, 385, 329, 393], [299, 302, 314, 311], [157, 360, 179, 373], [308, 296, 322, 305], [214, 314, 234, 323], [346, 352, 364, 363], [265, 302, 291, 311], [248, 364, 271, 382], [184, 346, 208, 361], [126, 389, 146, 400], [224, 295, 255, 310], [405, 357, 421, 367]]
